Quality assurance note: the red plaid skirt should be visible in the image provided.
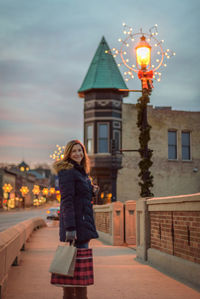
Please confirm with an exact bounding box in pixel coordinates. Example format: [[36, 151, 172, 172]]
[[51, 248, 94, 287]]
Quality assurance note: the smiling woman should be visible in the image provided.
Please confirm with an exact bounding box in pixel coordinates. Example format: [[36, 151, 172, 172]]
[[53, 139, 98, 299]]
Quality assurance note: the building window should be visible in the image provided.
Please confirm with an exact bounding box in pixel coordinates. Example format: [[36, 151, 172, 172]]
[[98, 123, 109, 153], [86, 124, 93, 154], [182, 132, 191, 160], [168, 131, 177, 159], [113, 130, 120, 151]]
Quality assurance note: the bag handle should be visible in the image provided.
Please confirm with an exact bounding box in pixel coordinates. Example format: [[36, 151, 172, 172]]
[[65, 239, 76, 246]]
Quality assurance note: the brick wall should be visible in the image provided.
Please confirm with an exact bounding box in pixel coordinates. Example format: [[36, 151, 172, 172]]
[[94, 211, 112, 234], [150, 211, 200, 264]]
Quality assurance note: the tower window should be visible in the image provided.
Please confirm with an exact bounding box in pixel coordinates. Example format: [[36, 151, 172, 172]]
[[86, 124, 93, 154], [98, 123, 109, 153]]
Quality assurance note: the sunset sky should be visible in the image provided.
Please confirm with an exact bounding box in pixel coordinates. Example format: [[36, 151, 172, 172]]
[[0, 0, 199, 166]]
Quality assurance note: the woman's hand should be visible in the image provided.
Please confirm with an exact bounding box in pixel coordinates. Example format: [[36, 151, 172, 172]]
[[66, 230, 76, 242], [93, 185, 100, 195]]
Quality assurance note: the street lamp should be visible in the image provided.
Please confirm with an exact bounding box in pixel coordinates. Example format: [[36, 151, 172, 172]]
[[50, 187, 55, 195], [49, 187, 56, 201], [32, 185, 40, 206], [107, 24, 175, 197], [135, 35, 151, 70], [20, 186, 29, 208], [42, 188, 48, 203], [2, 183, 13, 209], [56, 190, 61, 202]]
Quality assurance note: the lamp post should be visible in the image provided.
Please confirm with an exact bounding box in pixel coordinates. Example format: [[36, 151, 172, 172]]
[[20, 186, 29, 208], [42, 188, 49, 203], [107, 24, 175, 197], [135, 35, 154, 197], [32, 185, 40, 206], [56, 190, 61, 202], [2, 183, 13, 210], [50, 187, 56, 201]]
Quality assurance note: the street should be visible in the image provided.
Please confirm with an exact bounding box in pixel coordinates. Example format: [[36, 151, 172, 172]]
[[0, 207, 55, 232]]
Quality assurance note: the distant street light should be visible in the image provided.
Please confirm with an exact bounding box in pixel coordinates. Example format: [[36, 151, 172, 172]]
[[32, 185, 40, 206], [50, 187, 55, 195], [42, 188, 49, 203], [20, 186, 29, 208], [42, 188, 49, 196], [107, 24, 175, 197], [56, 190, 61, 202], [2, 183, 13, 209]]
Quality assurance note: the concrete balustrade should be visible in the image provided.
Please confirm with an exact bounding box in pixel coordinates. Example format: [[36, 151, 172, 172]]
[[94, 202, 124, 245], [125, 200, 136, 245], [94, 201, 136, 246], [0, 217, 46, 299], [136, 193, 200, 288]]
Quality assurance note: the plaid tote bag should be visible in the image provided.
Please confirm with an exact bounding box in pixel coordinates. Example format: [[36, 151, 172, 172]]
[[51, 248, 94, 287]]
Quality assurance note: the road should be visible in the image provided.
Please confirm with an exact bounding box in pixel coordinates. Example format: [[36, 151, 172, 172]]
[[0, 207, 52, 232]]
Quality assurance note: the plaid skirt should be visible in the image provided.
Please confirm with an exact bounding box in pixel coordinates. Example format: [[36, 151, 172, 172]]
[[51, 248, 94, 287]]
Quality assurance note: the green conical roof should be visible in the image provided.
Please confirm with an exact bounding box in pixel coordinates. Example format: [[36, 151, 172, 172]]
[[78, 36, 128, 96]]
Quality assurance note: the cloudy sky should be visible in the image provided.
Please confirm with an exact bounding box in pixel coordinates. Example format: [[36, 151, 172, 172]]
[[0, 0, 199, 166]]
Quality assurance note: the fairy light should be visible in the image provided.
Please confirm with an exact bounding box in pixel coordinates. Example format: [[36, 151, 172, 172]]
[[105, 23, 175, 85], [50, 144, 65, 161]]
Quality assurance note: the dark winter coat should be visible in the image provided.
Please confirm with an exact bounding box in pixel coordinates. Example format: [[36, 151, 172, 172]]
[[53, 159, 98, 244]]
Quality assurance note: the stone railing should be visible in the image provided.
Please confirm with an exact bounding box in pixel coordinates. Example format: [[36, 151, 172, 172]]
[[0, 217, 46, 299], [136, 193, 200, 288], [93, 200, 136, 246]]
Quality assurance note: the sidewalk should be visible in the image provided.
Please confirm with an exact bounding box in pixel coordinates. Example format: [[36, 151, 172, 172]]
[[5, 223, 200, 299]]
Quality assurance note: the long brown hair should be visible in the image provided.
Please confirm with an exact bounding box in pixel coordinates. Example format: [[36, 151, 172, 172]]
[[63, 140, 90, 174]]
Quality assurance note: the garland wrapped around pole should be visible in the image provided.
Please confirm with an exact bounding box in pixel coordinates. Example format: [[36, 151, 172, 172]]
[[136, 90, 154, 197]]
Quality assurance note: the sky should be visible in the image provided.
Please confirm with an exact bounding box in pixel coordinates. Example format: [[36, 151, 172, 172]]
[[0, 0, 200, 166]]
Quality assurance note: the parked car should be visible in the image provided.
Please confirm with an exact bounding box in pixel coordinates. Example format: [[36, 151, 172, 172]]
[[46, 207, 60, 220]]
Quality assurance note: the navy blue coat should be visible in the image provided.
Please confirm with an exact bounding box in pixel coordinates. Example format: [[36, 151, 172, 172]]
[[56, 160, 98, 243]]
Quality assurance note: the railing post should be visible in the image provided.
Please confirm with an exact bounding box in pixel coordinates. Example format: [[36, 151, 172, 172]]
[[136, 198, 150, 260]]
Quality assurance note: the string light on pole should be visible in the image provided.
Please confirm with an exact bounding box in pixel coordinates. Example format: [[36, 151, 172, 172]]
[[50, 144, 65, 161]]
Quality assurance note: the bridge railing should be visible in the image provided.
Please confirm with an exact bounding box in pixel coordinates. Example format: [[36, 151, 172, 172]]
[[93, 201, 136, 246], [136, 193, 200, 288], [0, 217, 46, 298]]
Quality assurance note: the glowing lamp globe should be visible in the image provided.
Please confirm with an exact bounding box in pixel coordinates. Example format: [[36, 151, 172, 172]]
[[42, 188, 49, 196], [135, 35, 151, 70]]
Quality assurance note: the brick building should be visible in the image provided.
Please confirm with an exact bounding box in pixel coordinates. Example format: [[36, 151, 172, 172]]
[[117, 105, 200, 201]]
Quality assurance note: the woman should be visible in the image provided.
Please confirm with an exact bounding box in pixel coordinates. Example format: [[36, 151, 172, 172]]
[[53, 140, 99, 299]]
